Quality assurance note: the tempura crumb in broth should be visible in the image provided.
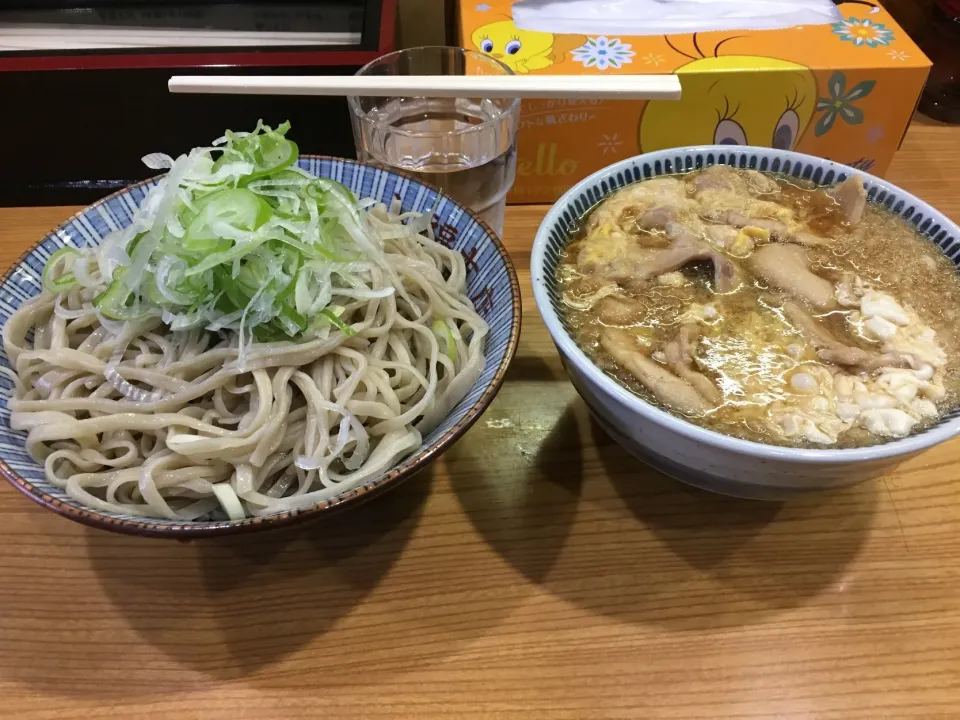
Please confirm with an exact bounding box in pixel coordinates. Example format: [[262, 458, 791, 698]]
[[557, 165, 960, 448]]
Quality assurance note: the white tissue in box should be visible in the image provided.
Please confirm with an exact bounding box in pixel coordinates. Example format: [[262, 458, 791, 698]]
[[513, 0, 843, 36]]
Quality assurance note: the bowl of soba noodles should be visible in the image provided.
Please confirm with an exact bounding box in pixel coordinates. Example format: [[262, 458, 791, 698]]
[[0, 123, 521, 536], [532, 146, 960, 499]]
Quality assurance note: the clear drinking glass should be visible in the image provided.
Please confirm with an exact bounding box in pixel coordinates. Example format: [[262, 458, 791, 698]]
[[348, 46, 520, 237]]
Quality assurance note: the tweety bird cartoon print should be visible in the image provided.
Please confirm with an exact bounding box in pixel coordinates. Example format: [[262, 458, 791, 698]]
[[639, 35, 818, 153], [470, 16, 584, 73]]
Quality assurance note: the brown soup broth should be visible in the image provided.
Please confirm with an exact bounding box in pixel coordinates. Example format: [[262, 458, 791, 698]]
[[556, 171, 960, 447]]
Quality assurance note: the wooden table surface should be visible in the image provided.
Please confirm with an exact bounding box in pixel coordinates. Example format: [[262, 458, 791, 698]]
[[2, 122, 960, 719]]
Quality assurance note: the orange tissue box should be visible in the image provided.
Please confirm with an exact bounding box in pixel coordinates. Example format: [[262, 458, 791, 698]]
[[457, 0, 931, 204]]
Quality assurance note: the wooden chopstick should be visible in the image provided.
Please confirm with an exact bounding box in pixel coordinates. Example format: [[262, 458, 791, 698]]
[[168, 74, 682, 100]]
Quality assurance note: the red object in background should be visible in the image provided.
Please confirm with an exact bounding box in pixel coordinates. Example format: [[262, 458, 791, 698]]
[[0, 0, 396, 72], [917, 0, 960, 123]]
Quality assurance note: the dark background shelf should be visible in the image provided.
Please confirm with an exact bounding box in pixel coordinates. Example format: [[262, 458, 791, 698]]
[[0, 0, 392, 206]]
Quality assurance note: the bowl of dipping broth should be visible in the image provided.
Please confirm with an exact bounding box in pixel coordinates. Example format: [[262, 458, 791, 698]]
[[532, 146, 960, 499]]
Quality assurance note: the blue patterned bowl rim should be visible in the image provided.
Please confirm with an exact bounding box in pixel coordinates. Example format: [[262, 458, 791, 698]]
[[531, 145, 960, 464], [0, 155, 522, 536]]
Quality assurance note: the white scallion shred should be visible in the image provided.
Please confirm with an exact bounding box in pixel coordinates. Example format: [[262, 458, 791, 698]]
[[212, 482, 246, 521]]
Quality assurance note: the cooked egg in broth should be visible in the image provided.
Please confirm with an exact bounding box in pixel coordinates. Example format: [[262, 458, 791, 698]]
[[557, 165, 960, 447]]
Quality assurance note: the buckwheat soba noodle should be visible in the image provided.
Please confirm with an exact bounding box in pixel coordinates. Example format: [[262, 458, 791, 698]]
[[2, 123, 487, 521]]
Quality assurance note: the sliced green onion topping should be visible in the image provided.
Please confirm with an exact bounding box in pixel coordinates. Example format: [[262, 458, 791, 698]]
[[41, 121, 399, 350], [432, 318, 457, 362], [42, 247, 80, 293]]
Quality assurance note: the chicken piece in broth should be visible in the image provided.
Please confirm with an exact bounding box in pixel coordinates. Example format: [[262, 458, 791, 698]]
[[557, 166, 960, 448], [586, 177, 697, 235], [749, 244, 837, 311], [600, 327, 715, 415]]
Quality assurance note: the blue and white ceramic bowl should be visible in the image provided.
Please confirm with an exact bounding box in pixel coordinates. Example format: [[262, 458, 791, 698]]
[[532, 146, 960, 499], [0, 157, 521, 536]]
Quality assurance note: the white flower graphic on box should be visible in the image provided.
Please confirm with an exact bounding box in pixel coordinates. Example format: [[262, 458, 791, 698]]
[[598, 133, 623, 155], [572, 37, 635, 70]]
